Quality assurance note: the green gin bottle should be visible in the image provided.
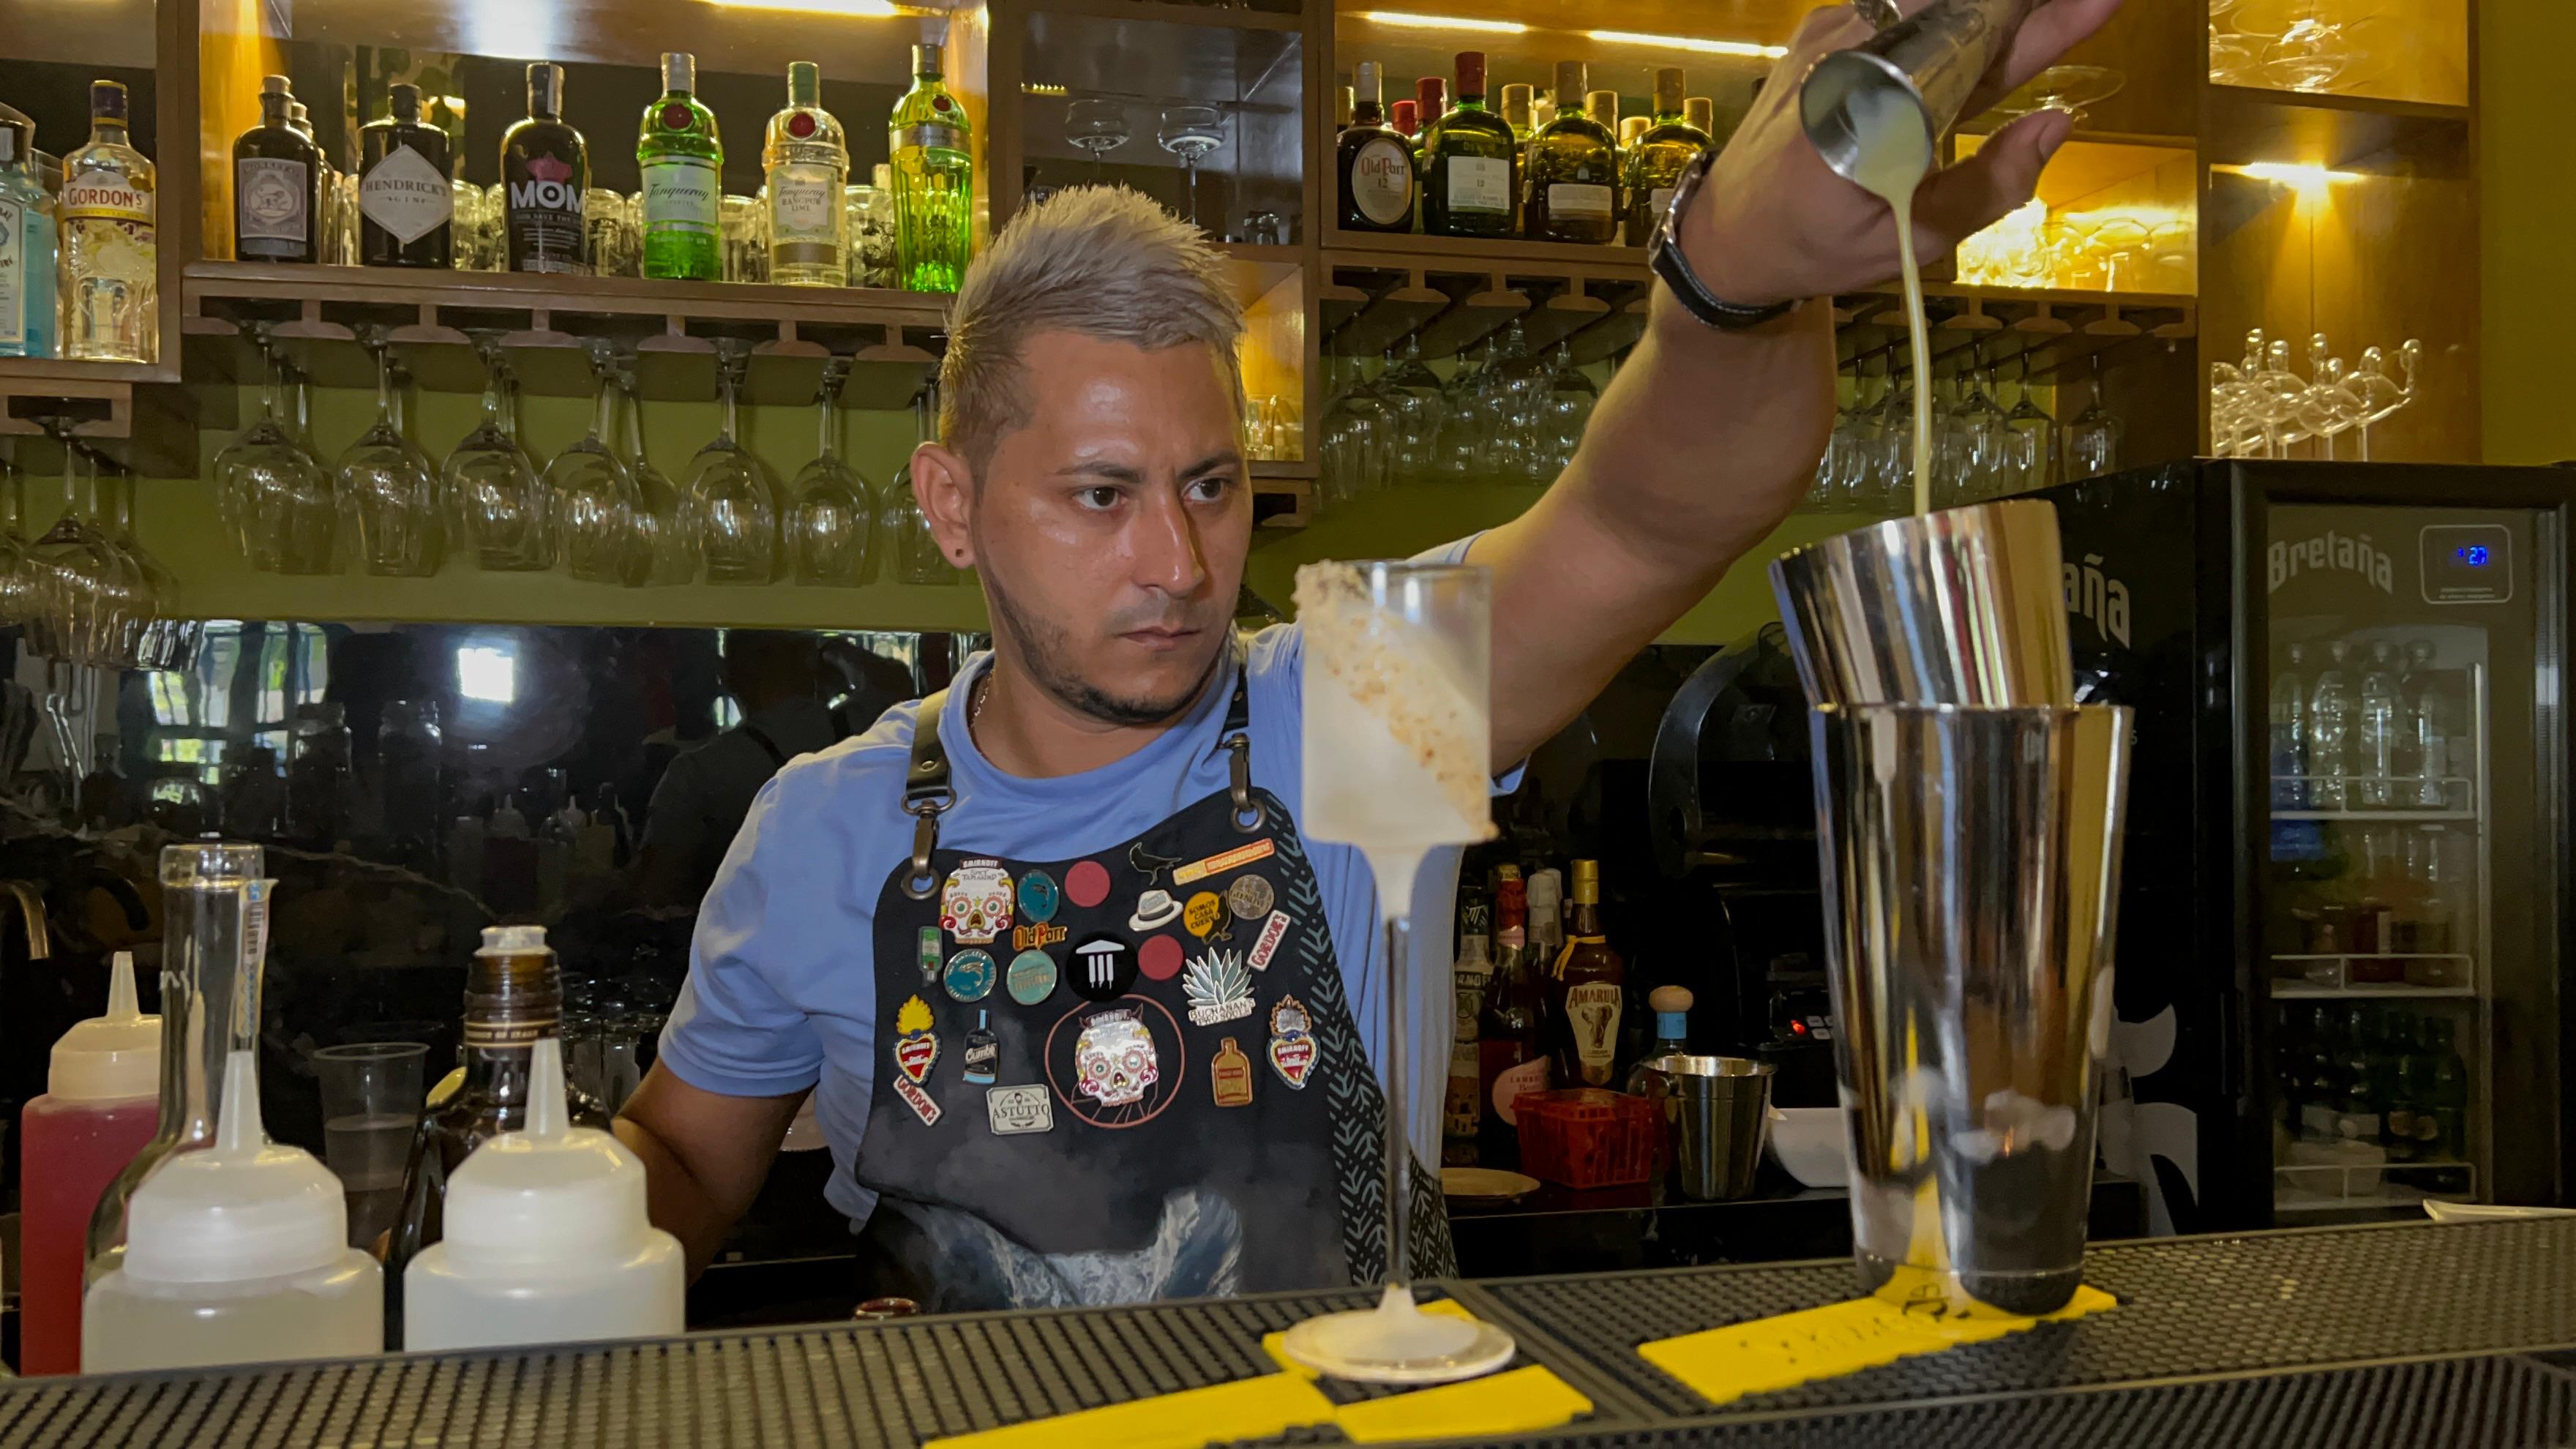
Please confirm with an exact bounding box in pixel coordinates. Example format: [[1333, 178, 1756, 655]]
[[637, 52, 722, 281], [889, 43, 972, 294]]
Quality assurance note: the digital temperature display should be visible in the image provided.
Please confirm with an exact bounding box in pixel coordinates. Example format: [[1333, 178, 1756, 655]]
[[2420, 524, 2513, 604]]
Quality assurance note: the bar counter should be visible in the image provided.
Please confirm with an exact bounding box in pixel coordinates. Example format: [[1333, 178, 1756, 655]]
[[7, 1217, 2572, 1447]]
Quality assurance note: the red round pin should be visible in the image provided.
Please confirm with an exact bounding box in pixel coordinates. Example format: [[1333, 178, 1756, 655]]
[[1066, 858, 1111, 908], [1138, 934, 1184, 981]]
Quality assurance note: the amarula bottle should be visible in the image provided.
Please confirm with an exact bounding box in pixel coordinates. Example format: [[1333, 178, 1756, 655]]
[[358, 83, 454, 269], [503, 63, 589, 275], [1338, 61, 1415, 234], [890, 43, 973, 293], [1419, 53, 1516, 239], [383, 925, 610, 1347], [61, 80, 157, 362], [1625, 70, 1710, 246], [0, 108, 56, 357], [638, 53, 723, 282], [765, 62, 851, 287], [1548, 858, 1626, 1086], [234, 75, 322, 263], [1525, 63, 1620, 245]]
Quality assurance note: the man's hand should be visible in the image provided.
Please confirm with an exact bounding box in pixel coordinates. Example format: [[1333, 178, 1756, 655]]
[[1472, 0, 2120, 769], [615, 1064, 809, 1281], [1684, 0, 2124, 309]]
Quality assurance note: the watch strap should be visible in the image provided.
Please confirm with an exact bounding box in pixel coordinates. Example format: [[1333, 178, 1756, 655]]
[[1650, 149, 1802, 333]]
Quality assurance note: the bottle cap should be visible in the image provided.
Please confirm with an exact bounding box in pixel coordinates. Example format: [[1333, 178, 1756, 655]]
[[1357, 61, 1383, 103], [1502, 83, 1533, 127], [1391, 100, 1418, 136], [1416, 76, 1447, 117], [1554, 61, 1587, 109], [441, 1038, 658, 1269], [262, 74, 292, 98], [0, 115, 29, 168], [1656, 67, 1686, 113], [1453, 52, 1487, 100], [124, 1049, 349, 1284], [663, 53, 697, 94], [527, 62, 565, 116], [1621, 115, 1650, 146], [49, 950, 161, 1102], [1686, 97, 1715, 133], [912, 43, 944, 78], [788, 60, 821, 105], [1590, 91, 1622, 130], [90, 80, 129, 125], [389, 83, 422, 123], [1529, 867, 1562, 919]]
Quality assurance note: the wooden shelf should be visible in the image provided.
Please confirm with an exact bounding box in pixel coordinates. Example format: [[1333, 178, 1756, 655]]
[[2203, 84, 2472, 177], [1251, 460, 1315, 530], [0, 357, 195, 474], [1027, 0, 1304, 33]]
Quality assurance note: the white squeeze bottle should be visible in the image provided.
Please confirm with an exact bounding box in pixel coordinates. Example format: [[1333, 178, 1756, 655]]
[[83, 1049, 383, 1372], [403, 1037, 683, 1350]]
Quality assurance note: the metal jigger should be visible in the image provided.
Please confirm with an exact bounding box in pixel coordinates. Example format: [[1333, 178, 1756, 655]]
[[1800, 0, 2045, 187], [1773, 497, 2127, 1315], [1770, 499, 2074, 709]]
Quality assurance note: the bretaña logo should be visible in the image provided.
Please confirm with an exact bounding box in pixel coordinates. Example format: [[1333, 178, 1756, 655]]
[[2269, 527, 2395, 596], [2061, 553, 2131, 648]]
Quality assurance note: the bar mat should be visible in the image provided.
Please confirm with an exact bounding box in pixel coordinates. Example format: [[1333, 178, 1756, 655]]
[[1637, 1285, 2116, 1406]]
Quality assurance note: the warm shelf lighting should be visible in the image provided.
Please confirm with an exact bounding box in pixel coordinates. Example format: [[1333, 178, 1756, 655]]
[[1582, 29, 1788, 59], [2214, 161, 2363, 192], [701, 0, 909, 15], [1358, 10, 1532, 34], [1023, 82, 1068, 97]]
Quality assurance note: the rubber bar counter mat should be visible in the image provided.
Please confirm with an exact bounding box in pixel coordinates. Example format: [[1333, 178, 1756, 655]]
[[0, 1285, 1629, 1448], [1369, 1349, 2576, 1448], [1466, 1218, 2576, 1418]]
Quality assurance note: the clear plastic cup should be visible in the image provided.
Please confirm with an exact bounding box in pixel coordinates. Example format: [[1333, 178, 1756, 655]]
[[312, 1041, 428, 1248]]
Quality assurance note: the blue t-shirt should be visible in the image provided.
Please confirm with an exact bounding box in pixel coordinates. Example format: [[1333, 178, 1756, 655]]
[[660, 568, 1499, 1227]]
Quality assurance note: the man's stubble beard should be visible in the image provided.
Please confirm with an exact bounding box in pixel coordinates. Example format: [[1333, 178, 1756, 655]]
[[982, 568, 1222, 728]]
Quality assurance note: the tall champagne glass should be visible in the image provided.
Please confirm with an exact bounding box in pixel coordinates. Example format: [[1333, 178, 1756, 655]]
[[1281, 559, 1515, 1385]]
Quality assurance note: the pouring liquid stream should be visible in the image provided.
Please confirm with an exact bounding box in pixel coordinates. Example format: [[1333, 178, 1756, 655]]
[[1843, 88, 1938, 517]]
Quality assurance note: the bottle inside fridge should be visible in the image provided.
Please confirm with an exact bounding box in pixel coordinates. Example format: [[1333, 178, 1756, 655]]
[[2262, 503, 2524, 1220]]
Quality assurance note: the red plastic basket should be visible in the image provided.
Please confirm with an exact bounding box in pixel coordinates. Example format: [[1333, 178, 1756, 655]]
[[1513, 1087, 1660, 1188]]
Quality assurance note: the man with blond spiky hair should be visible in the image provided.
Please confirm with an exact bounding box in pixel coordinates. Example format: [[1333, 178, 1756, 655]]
[[616, 0, 2118, 1314]]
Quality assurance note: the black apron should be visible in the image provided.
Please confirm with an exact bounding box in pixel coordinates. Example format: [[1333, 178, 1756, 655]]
[[850, 657, 1455, 1312]]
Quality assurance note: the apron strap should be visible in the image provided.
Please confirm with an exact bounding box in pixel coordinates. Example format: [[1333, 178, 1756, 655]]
[[1219, 654, 1265, 834], [899, 689, 954, 899], [740, 722, 790, 771]]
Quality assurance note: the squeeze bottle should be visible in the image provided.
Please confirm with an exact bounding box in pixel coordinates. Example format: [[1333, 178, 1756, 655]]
[[20, 952, 160, 1374]]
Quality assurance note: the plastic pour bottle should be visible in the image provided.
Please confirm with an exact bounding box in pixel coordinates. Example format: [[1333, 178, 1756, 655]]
[[404, 1037, 684, 1350], [20, 952, 160, 1374], [82, 1049, 383, 1372]]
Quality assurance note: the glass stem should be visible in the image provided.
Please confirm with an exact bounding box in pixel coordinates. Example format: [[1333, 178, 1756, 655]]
[[817, 381, 839, 460], [1382, 910, 1412, 1292], [478, 348, 505, 430], [621, 376, 645, 463], [373, 342, 395, 429], [719, 359, 741, 446], [591, 365, 618, 444]]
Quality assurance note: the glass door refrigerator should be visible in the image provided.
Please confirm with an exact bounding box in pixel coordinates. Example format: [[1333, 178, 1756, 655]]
[[2039, 460, 2569, 1234]]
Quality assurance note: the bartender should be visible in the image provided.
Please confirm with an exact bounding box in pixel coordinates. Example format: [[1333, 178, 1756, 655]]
[[613, 0, 2112, 1311]]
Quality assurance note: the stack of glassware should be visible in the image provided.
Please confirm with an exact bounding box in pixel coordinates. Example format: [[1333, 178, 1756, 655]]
[[2209, 328, 2422, 460]]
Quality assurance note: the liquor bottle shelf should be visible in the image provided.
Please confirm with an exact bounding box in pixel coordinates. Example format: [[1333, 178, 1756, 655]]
[[2272, 809, 2477, 823], [2272, 981, 2477, 1001]]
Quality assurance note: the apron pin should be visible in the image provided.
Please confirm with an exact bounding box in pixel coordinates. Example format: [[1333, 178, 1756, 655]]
[[1128, 888, 1184, 932], [940, 859, 1013, 946], [1211, 1038, 1254, 1107], [944, 948, 997, 1003], [1128, 841, 1185, 886], [1007, 948, 1060, 1006]]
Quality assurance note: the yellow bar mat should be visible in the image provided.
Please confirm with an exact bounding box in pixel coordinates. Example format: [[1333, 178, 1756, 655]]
[[929, 1302, 1590, 1448], [1637, 1284, 2119, 1407]]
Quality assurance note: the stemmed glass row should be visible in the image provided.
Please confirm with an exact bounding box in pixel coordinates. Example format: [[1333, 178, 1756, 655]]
[[1319, 325, 1601, 506], [1805, 342, 2126, 514], [211, 331, 973, 587], [10, 424, 195, 671], [2209, 327, 2421, 462]]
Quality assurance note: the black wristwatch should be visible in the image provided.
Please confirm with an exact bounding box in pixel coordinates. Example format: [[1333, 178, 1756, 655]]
[[1648, 148, 1802, 332]]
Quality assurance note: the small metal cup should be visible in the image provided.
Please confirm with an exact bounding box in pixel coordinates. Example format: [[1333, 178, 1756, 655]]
[[1770, 499, 2074, 708], [1800, 0, 2046, 187], [1808, 703, 2130, 1316], [1641, 1055, 1777, 1202]]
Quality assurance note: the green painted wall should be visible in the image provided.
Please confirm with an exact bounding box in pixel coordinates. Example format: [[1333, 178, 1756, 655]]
[[2480, 0, 2576, 466]]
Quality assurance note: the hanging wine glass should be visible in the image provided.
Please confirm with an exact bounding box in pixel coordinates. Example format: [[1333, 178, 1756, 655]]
[[2002, 351, 2058, 494], [222, 334, 337, 574], [1982, 64, 2126, 125], [885, 382, 965, 585], [685, 340, 785, 584], [790, 360, 875, 587], [214, 322, 286, 558], [544, 342, 641, 584], [1156, 105, 1224, 229], [0, 447, 37, 626], [28, 430, 144, 666], [337, 329, 444, 577], [445, 335, 553, 572], [2063, 351, 2126, 480], [615, 363, 698, 588], [103, 471, 194, 672], [1540, 343, 1596, 479]]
